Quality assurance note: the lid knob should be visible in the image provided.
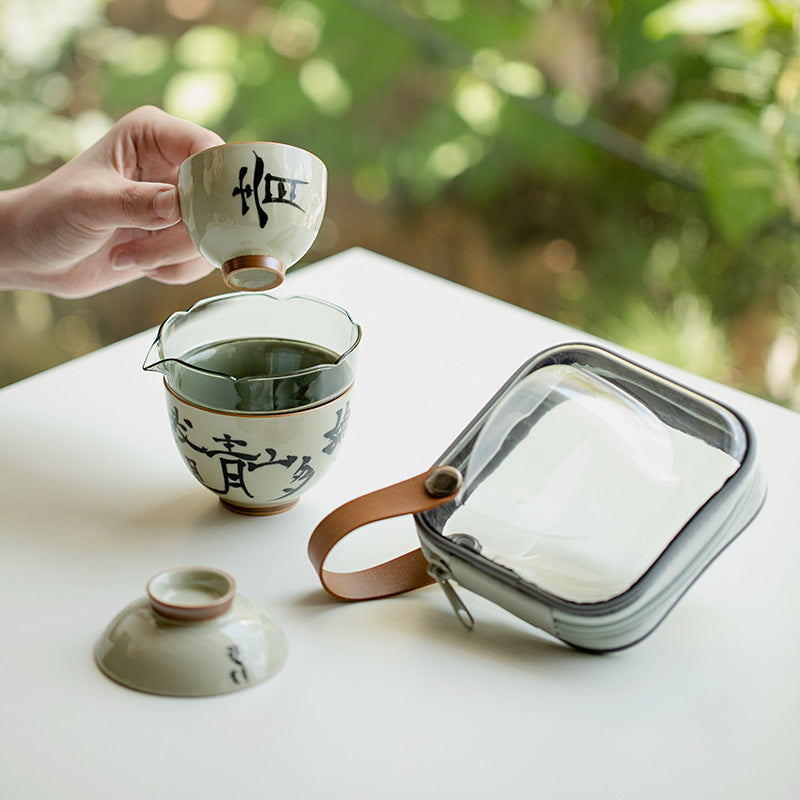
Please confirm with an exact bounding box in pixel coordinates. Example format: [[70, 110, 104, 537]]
[[146, 567, 236, 622]]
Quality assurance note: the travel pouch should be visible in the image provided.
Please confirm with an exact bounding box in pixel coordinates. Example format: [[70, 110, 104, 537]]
[[308, 343, 766, 652]]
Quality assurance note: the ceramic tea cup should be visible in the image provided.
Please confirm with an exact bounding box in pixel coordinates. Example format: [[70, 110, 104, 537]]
[[95, 567, 288, 697], [144, 292, 361, 515], [178, 142, 327, 291]]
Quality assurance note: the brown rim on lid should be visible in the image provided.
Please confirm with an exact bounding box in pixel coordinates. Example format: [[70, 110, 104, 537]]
[[221, 255, 286, 291], [147, 567, 236, 622]]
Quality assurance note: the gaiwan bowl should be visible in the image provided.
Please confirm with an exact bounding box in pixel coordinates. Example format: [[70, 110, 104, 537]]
[[144, 292, 361, 515], [95, 567, 287, 697]]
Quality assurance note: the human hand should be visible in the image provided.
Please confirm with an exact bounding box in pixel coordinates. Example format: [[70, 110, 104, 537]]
[[1, 105, 224, 298]]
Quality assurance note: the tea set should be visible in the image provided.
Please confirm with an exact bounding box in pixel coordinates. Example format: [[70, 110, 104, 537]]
[[96, 141, 353, 696], [95, 140, 765, 694]]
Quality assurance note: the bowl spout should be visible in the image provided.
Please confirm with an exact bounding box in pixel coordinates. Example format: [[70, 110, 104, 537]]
[[143, 338, 168, 375]]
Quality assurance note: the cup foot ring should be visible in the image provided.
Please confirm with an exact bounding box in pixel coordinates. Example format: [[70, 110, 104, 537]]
[[220, 498, 300, 516], [221, 255, 285, 291]]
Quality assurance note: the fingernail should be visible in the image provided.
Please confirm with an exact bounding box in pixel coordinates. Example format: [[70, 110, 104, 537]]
[[154, 188, 178, 221], [112, 252, 137, 270]]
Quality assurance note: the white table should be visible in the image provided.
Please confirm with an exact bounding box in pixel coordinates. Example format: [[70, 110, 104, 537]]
[[1, 248, 798, 798]]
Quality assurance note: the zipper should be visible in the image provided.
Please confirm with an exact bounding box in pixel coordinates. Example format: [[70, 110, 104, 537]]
[[427, 561, 475, 630]]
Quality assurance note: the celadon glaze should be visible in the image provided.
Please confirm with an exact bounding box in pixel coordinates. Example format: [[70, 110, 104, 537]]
[[143, 293, 360, 515], [178, 141, 327, 279], [95, 568, 288, 697], [165, 383, 352, 514]]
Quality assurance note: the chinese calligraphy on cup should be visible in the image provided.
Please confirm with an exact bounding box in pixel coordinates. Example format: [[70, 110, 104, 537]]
[[178, 142, 327, 291]]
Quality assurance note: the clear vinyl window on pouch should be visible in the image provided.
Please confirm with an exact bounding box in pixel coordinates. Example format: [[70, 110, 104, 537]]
[[309, 344, 766, 652], [442, 362, 742, 603]]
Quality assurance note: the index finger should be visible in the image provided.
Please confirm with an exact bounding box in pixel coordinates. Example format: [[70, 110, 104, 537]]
[[117, 105, 226, 179]]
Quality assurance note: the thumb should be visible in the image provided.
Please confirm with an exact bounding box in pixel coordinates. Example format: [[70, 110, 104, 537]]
[[83, 178, 181, 232]]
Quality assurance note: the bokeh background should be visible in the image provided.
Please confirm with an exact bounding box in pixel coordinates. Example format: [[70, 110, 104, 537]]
[[2, 0, 800, 407]]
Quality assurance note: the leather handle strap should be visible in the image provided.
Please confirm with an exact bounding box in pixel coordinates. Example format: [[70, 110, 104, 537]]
[[307, 466, 463, 601]]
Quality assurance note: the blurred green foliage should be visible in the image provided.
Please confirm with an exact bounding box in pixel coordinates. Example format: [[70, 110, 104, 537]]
[[2, 0, 800, 407]]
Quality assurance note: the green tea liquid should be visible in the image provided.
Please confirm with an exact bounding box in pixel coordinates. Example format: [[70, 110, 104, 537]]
[[174, 337, 346, 412]]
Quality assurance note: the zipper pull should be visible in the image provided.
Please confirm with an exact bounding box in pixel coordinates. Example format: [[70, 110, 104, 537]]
[[427, 562, 474, 630]]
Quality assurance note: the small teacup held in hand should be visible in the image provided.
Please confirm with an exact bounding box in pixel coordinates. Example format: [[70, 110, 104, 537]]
[[178, 142, 327, 291]]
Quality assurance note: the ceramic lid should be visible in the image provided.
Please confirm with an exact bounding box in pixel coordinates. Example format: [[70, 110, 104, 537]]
[[95, 567, 288, 697]]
